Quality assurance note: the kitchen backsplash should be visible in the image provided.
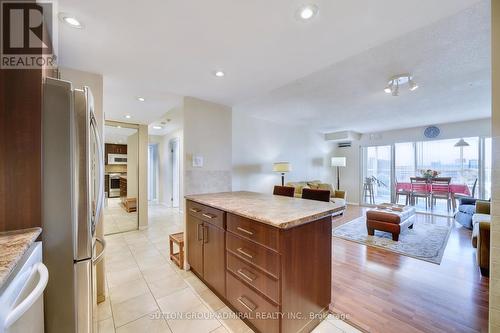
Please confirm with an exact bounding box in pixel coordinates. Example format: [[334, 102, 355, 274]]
[[105, 164, 127, 173]]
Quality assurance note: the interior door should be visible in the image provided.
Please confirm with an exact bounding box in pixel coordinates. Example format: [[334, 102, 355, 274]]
[[202, 222, 226, 297], [187, 216, 203, 275]]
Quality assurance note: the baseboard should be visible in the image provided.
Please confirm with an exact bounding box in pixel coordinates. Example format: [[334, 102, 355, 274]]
[[347, 202, 359, 206]]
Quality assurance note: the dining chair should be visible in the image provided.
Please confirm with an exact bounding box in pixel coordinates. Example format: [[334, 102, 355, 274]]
[[410, 177, 430, 209], [430, 177, 452, 211], [273, 185, 295, 197], [394, 179, 411, 205], [301, 188, 331, 202]]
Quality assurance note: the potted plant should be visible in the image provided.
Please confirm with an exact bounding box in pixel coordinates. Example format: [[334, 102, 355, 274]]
[[420, 169, 440, 179]]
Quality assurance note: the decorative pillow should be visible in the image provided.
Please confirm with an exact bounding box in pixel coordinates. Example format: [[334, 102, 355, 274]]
[[307, 181, 321, 189], [317, 183, 335, 197]]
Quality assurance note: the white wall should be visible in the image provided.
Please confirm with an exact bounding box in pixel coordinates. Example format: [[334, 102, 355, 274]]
[[150, 129, 184, 207], [232, 113, 336, 194], [127, 132, 138, 198], [333, 118, 491, 204], [183, 97, 232, 195], [490, 1, 500, 328]]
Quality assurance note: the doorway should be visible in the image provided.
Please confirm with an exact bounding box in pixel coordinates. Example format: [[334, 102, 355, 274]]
[[148, 143, 159, 202], [103, 122, 139, 235], [170, 138, 180, 208]]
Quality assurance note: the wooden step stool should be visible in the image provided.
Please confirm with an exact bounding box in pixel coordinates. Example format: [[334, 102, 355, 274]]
[[169, 232, 184, 269]]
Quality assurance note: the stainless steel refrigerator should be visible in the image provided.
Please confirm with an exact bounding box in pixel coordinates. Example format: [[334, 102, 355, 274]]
[[42, 77, 105, 333]]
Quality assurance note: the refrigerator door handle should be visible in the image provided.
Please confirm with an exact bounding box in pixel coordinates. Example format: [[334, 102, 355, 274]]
[[90, 111, 104, 232], [92, 237, 106, 265]]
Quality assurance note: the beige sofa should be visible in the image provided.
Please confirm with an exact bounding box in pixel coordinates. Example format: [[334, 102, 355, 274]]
[[285, 180, 347, 214], [471, 200, 491, 276]]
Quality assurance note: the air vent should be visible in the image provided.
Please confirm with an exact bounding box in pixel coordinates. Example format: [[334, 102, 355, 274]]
[[338, 142, 351, 148]]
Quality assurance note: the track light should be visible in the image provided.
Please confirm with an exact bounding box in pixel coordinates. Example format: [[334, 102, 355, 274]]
[[384, 74, 418, 96], [409, 79, 418, 91]]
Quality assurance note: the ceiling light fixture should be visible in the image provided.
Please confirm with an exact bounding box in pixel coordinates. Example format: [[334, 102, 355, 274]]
[[384, 73, 418, 96], [124, 115, 131, 119], [137, 97, 145, 102], [59, 13, 84, 28], [214, 70, 225, 77], [152, 125, 163, 130], [297, 5, 318, 20]]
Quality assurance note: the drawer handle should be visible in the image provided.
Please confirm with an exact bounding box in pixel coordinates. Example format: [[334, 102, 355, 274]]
[[237, 247, 253, 259], [197, 223, 203, 241], [203, 225, 208, 243], [190, 208, 201, 213], [202, 213, 216, 219], [237, 268, 256, 282], [237, 296, 256, 312], [236, 227, 254, 236]]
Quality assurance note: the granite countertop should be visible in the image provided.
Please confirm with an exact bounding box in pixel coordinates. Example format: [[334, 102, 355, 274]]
[[185, 191, 342, 229], [0, 227, 42, 288]]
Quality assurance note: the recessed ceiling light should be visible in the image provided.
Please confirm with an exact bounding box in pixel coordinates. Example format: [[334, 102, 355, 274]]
[[59, 13, 84, 28], [214, 70, 225, 77], [152, 125, 163, 130], [297, 5, 318, 20], [137, 97, 145, 102], [125, 115, 131, 119]]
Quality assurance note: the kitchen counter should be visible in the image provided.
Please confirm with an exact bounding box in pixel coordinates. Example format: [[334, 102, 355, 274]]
[[185, 191, 333, 332], [0, 227, 42, 288], [185, 191, 341, 229]]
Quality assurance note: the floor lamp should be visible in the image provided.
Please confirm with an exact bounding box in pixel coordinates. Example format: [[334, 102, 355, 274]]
[[331, 157, 347, 190], [273, 162, 291, 186], [454, 138, 470, 182]]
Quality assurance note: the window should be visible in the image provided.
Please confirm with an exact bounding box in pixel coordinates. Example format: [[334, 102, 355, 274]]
[[416, 137, 479, 187], [362, 146, 391, 204], [395, 142, 415, 182], [360, 136, 490, 206]]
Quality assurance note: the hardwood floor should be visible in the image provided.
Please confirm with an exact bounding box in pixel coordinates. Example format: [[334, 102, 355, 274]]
[[330, 205, 489, 333]]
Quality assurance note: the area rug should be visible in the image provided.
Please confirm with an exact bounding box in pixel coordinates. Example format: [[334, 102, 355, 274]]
[[332, 215, 453, 264]]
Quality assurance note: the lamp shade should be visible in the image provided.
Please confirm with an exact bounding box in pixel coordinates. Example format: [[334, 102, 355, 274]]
[[273, 162, 291, 173], [331, 157, 346, 167], [454, 138, 470, 147]]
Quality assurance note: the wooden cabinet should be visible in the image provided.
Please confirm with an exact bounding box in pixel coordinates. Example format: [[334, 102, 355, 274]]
[[105, 144, 127, 164], [185, 199, 332, 333], [186, 201, 226, 297], [202, 222, 225, 296], [187, 216, 204, 276]]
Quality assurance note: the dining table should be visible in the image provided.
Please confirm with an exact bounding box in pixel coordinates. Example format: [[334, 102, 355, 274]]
[[396, 182, 471, 196]]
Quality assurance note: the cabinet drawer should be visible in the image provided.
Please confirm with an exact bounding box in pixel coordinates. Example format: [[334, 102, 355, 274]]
[[226, 233, 280, 278], [227, 252, 279, 304], [187, 201, 224, 228], [226, 272, 279, 333], [227, 214, 279, 251]]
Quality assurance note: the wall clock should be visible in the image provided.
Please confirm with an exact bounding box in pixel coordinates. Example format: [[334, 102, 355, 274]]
[[424, 126, 440, 139]]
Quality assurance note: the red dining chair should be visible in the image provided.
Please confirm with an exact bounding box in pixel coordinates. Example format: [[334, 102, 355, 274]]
[[410, 177, 430, 209], [395, 179, 411, 205], [273, 185, 295, 197], [430, 177, 452, 211], [301, 188, 331, 202]]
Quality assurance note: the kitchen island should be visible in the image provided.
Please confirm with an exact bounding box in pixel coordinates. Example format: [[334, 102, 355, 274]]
[[185, 191, 340, 333]]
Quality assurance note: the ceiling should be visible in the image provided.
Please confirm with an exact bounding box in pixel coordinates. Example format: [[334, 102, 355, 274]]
[[57, 0, 483, 129], [104, 126, 137, 144], [148, 107, 183, 136], [234, 1, 491, 133]]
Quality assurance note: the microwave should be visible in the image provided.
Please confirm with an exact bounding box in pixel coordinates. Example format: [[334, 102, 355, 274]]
[[108, 153, 127, 165]]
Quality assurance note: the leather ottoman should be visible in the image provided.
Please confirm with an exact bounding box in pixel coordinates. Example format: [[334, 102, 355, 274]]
[[366, 204, 416, 241]]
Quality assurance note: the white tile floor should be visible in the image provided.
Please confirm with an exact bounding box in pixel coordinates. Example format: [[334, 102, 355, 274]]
[[98, 204, 362, 333], [103, 197, 138, 235]]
